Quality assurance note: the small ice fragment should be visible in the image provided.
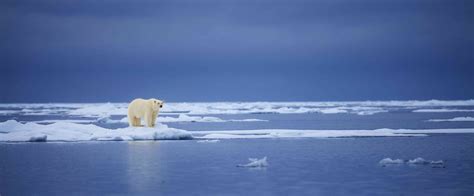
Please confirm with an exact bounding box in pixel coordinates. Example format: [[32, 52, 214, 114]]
[[237, 157, 268, 168], [379, 158, 404, 165], [430, 160, 445, 168], [408, 157, 429, 165], [197, 139, 220, 143]]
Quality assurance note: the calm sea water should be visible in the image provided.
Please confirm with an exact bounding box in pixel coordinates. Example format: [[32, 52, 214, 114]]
[[1, 104, 474, 195], [1, 135, 474, 195]]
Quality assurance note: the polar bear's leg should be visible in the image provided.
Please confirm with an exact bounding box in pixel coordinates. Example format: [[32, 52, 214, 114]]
[[134, 117, 141, 127], [151, 111, 157, 127], [128, 115, 135, 127], [145, 111, 155, 127]]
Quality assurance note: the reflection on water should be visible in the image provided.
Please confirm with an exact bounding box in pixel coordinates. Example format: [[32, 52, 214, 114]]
[[126, 141, 163, 193]]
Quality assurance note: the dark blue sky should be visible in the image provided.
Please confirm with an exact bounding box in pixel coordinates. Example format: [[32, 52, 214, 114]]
[[1, 0, 473, 102]]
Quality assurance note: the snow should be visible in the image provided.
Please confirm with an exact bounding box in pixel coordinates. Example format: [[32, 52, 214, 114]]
[[237, 157, 268, 168], [0, 120, 192, 142], [427, 117, 474, 122]]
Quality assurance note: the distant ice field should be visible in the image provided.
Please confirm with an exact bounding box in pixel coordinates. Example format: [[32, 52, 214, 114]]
[[1, 100, 474, 142]]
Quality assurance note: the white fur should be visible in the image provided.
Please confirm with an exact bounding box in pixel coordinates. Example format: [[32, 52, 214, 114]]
[[127, 98, 163, 127]]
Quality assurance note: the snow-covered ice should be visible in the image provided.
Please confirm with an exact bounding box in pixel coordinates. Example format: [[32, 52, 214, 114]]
[[379, 158, 405, 164], [2, 100, 473, 118], [196, 139, 220, 143], [100, 115, 267, 124], [2, 119, 474, 142], [413, 109, 474, 113], [427, 117, 474, 122], [237, 157, 268, 168], [192, 128, 474, 139], [407, 157, 430, 164], [0, 120, 192, 142], [379, 157, 445, 167], [68, 103, 127, 117]]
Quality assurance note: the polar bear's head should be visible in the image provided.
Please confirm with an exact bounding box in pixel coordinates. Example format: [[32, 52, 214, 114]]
[[149, 98, 164, 111]]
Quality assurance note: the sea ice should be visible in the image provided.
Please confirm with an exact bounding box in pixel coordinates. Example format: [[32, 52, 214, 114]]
[[104, 115, 267, 124], [379, 158, 404, 165], [413, 109, 474, 113], [0, 120, 192, 142], [197, 139, 220, 143], [379, 157, 445, 168], [237, 157, 268, 168], [1, 100, 474, 117], [407, 157, 429, 164], [427, 117, 474, 122]]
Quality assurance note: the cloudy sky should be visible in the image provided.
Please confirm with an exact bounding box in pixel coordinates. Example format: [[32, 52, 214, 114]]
[[1, 0, 473, 102]]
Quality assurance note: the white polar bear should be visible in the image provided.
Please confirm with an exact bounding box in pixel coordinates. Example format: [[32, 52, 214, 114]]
[[127, 98, 164, 127]]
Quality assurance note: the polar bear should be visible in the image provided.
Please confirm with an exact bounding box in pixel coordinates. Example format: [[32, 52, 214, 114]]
[[127, 98, 164, 127]]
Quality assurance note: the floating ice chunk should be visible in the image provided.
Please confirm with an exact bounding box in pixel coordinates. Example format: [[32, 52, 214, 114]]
[[427, 117, 474, 122], [96, 117, 128, 124], [429, 160, 445, 168], [413, 109, 474, 113], [229, 119, 268, 122], [159, 114, 225, 123], [0, 120, 192, 142], [197, 139, 220, 143], [408, 157, 429, 164], [379, 158, 404, 165], [2, 100, 474, 117], [194, 127, 474, 139], [237, 157, 268, 168], [103, 115, 267, 124], [68, 103, 127, 117], [380, 157, 445, 168], [30, 119, 96, 124], [0, 110, 20, 115], [318, 108, 348, 114]]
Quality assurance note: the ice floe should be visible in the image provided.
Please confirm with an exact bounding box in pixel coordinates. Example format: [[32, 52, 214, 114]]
[[68, 103, 127, 117], [1, 120, 474, 142], [1, 100, 473, 117], [379, 157, 445, 168], [0, 120, 192, 142], [0, 110, 21, 115], [237, 157, 268, 168], [196, 139, 220, 143], [99, 115, 267, 124], [413, 109, 474, 113], [157, 114, 267, 123], [379, 158, 404, 164], [192, 128, 474, 139], [29, 119, 97, 124], [427, 117, 474, 122]]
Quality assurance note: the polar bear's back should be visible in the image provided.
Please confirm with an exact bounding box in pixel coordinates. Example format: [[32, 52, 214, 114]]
[[128, 98, 150, 117]]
